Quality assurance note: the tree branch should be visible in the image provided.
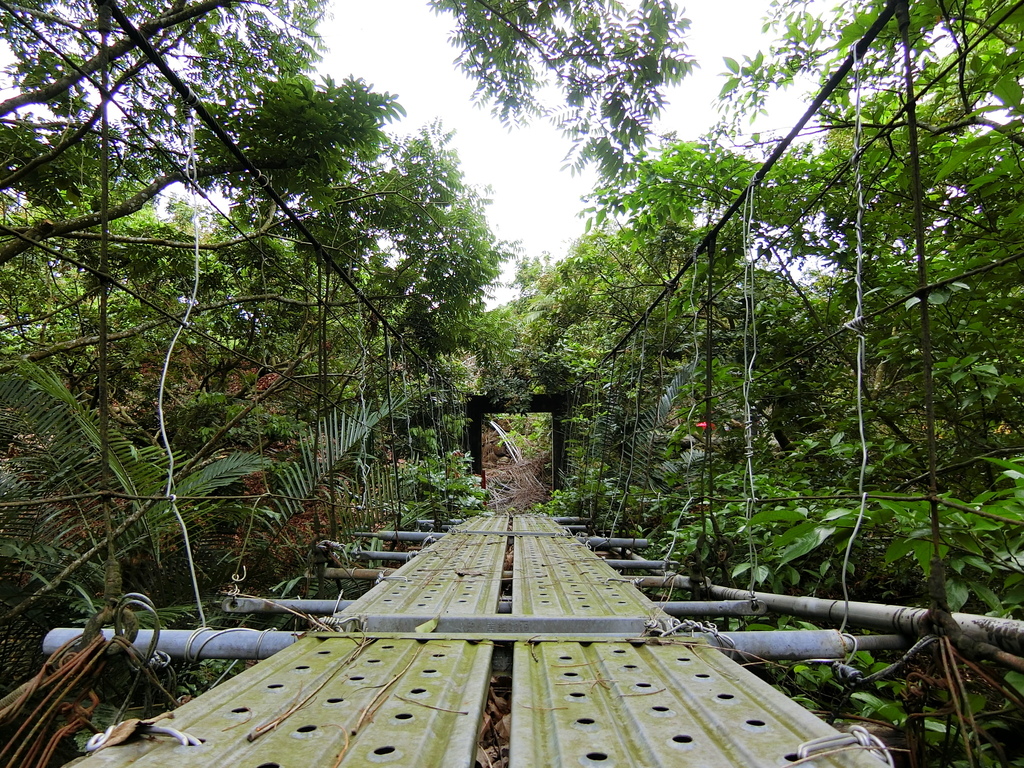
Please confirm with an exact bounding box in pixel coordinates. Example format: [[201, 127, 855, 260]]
[[0, 0, 233, 118], [0, 161, 293, 266]]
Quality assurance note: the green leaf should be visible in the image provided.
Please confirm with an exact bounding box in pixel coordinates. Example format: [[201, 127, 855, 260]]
[[415, 617, 439, 633], [972, 582, 1003, 612], [747, 508, 808, 526], [778, 526, 835, 566], [1006, 672, 1024, 698], [723, 56, 740, 74], [946, 578, 969, 612]]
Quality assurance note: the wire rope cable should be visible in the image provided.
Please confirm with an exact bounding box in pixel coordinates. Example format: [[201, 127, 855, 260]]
[[741, 182, 760, 597], [839, 46, 871, 634], [155, 115, 206, 626], [660, 256, 705, 573]]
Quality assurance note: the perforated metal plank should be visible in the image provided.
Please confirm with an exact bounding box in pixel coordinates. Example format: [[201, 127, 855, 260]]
[[509, 639, 881, 768], [510, 515, 663, 619], [73, 635, 493, 768], [339, 515, 508, 618]]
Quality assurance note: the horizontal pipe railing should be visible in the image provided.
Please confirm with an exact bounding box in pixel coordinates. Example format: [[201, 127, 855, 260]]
[[637, 575, 1024, 656], [42, 627, 910, 662]]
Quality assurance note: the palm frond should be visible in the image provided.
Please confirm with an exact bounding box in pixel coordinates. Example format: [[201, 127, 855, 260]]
[[273, 399, 401, 524], [622, 364, 695, 483]]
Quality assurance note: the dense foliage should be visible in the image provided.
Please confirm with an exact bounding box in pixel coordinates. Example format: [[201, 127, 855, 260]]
[[4, 0, 1024, 764], [0, 0, 693, 763], [491, 1, 1024, 763]]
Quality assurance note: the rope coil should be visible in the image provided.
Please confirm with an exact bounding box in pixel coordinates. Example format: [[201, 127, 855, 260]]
[[85, 721, 202, 752], [796, 725, 894, 766]]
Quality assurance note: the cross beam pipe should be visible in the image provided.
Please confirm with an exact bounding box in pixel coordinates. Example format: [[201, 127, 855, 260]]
[[583, 536, 649, 550], [320, 567, 393, 580], [601, 559, 669, 570], [350, 550, 416, 562], [637, 575, 1024, 656], [42, 627, 910, 662], [660, 601, 768, 617], [352, 531, 648, 550], [353, 531, 442, 542], [221, 597, 765, 619], [415, 517, 586, 528], [222, 597, 354, 614]]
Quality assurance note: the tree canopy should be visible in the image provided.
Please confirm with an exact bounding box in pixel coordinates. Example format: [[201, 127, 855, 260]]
[[5, 0, 1024, 765]]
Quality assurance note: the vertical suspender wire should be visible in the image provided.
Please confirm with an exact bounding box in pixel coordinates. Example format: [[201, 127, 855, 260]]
[[96, 3, 118, 605], [399, 348, 418, 523], [897, 0, 943, 592], [610, 314, 649, 539], [311, 236, 323, 543], [156, 113, 206, 627], [355, 299, 372, 531], [384, 331, 404, 534], [698, 234, 717, 593], [316, 244, 335, 541], [840, 47, 870, 634], [580, 368, 604, 528], [435, 373, 452, 522], [658, 267, 701, 578], [593, 353, 619, 531], [740, 184, 760, 598]]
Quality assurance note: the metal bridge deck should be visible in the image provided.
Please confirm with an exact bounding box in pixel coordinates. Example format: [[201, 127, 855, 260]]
[[511, 515, 661, 620], [69, 514, 881, 767]]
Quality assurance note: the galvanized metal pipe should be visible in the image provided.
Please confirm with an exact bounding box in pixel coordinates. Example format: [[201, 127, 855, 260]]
[[636, 575, 1024, 656], [321, 567, 394, 580], [43, 628, 301, 660], [660, 601, 768, 617], [42, 627, 911, 662], [583, 536, 649, 550], [222, 597, 354, 614], [222, 597, 771, 619], [351, 550, 416, 562], [603, 559, 670, 570], [717, 630, 910, 660], [353, 531, 438, 542]]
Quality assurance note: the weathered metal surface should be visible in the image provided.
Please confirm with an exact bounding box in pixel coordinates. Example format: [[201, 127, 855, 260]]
[[352, 614, 648, 635], [581, 536, 649, 549], [339, 515, 508, 618], [222, 597, 354, 614], [509, 639, 882, 768], [74, 635, 493, 768], [44, 627, 912, 662], [350, 550, 416, 562], [511, 515, 664, 620], [58, 513, 897, 767], [44, 628, 301, 660], [640, 574, 1024, 656], [353, 530, 439, 542], [659, 600, 768, 617], [601, 559, 670, 570]]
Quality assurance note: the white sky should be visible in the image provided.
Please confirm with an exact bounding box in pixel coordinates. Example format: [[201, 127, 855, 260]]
[[319, 1, 796, 302], [0, 1, 801, 301]]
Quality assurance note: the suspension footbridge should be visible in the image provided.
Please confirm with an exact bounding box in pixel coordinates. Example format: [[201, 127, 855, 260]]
[[52, 515, 893, 767]]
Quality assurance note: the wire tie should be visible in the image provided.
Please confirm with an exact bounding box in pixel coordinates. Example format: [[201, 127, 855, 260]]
[[844, 316, 867, 333], [168, 494, 177, 502]]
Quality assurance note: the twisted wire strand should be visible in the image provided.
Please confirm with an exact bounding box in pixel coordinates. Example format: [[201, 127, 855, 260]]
[[840, 46, 871, 634]]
